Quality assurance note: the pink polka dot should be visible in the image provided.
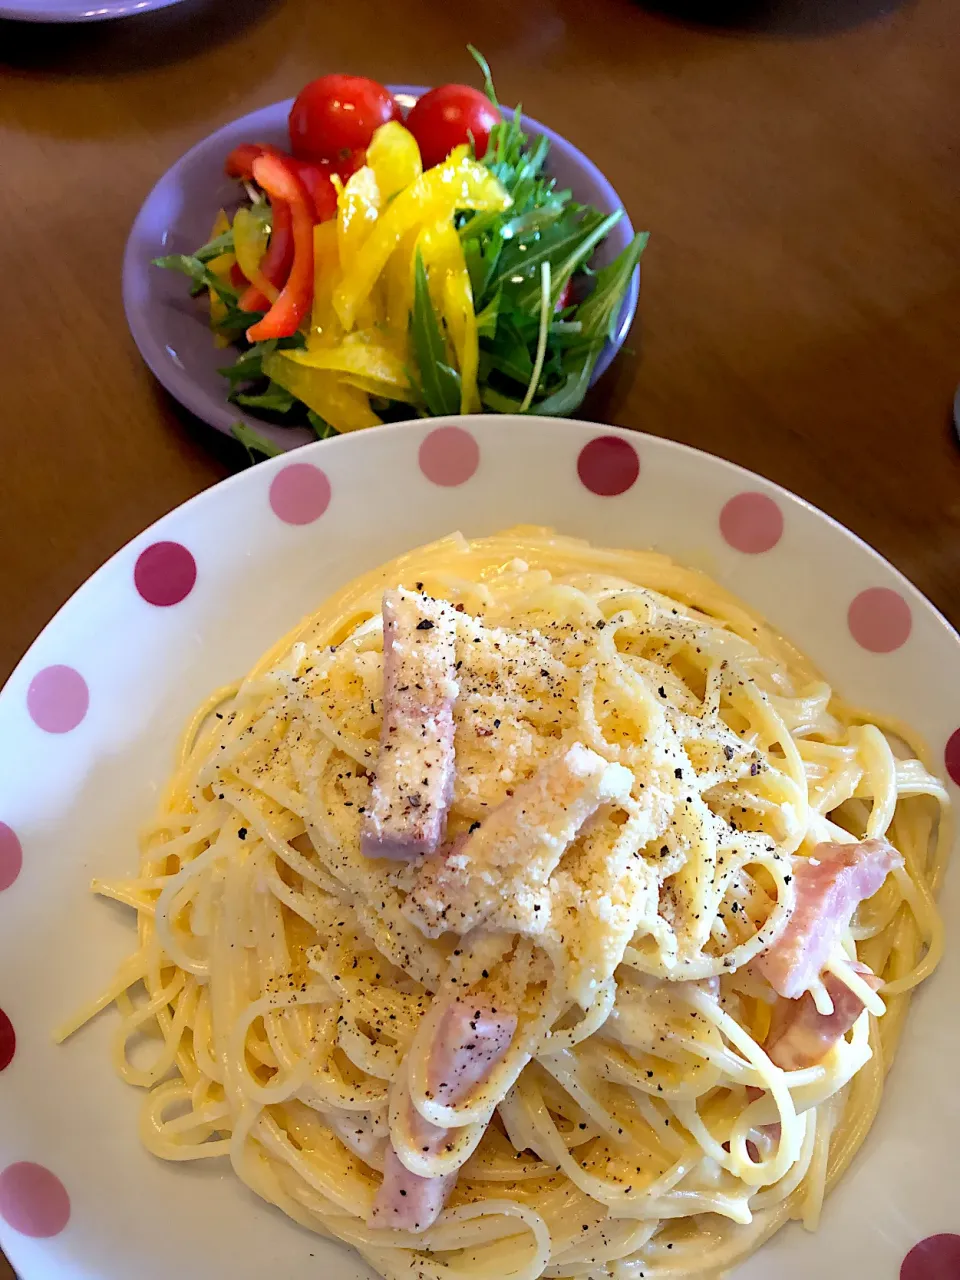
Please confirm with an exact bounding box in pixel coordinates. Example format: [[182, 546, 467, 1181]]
[[901, 1234, 960, 1279], [134, 541, 197, 607], [418, 426, 480, 486], [719, 492, 784, 554], [26, 666, 88, 734], [0, 823, 21, 892], [0, 1008, 13, 1072], [577, 436, 640, 496], [0, 1163, 70, 1238], [945, 730, 960, 787], [848, 587, 912, 653], [269, 463, 331, 526]]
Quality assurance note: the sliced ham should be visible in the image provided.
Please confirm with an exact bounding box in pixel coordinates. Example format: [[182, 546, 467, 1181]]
[[428, 1001, 518, 1104], [765, 963, 881, 1070], [402, 742, 634, 938], [404, 1094, 450, 1157], [321, 1106, 387, 1164], [757, 838, 901, 999], [361, 590, 459, 861], [369, 1000, 517, 1232], [368, 1144, 455, 1231]]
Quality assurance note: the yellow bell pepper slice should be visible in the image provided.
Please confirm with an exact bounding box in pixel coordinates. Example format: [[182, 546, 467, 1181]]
[[334, 149, 510, 330], [315, 376, 383, 432], [232, 206, 277, 303], [206, 209, 236, 347], [287, 331, 414, 399], [367, 121, 422, 203], [341, 373, 417, 405], [416, 221, 454, 319], [209, 208, 230, 239], [417, 221, 480, 413], [383, 226, 420, 355], [310, 220, 342, 346], [264, 352, 381, 433], [337, 166, 381, 274]]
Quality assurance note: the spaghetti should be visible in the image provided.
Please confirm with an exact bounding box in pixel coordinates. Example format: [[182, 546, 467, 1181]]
[[60, 528, 950, 1279]]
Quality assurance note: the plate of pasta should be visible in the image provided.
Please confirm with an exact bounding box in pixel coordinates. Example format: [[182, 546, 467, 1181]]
[[0, 417, 958, 1280]]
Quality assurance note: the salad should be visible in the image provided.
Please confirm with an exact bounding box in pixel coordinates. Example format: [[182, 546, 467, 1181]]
[[156, 50, 648, 456]]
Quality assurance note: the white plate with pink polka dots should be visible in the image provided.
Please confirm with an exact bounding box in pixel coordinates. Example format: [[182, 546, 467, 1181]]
[[0, 417, 958, 1280]]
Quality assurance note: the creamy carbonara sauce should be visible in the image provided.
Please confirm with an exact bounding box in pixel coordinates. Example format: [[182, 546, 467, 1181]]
[[60, 528, 950, 1280]]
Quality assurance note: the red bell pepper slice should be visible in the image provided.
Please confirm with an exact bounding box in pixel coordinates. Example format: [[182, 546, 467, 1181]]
[[225, 143, 335, 314], [245, 153, 315, 342], [290, 159, 339, 224], [225, 143, 297, 312], [224, 141, 284, 181], [238, 198, 294, 313], [226, 142, 338, 223]]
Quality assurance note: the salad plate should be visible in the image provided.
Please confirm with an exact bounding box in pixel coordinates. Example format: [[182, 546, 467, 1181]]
[[0, 0, 184, 21], [123, 85, 643, 453], [0, 417, 958, 1279]]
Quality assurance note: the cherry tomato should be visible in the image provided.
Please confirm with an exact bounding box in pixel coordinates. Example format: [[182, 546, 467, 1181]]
[[332, 148, 367, 180], [404, 84, 500, 170], [555, 278, 575, 313], [289, 75, 401, 165]]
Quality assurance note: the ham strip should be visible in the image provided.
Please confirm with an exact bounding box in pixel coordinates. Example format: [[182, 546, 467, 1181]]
[[428, 1002, 518, 1103], [369, 1001, 517, 1232], [757, 839, 901, 999], [766, 963, 881, 1070], [369, 1145, 455, 1231], [321, 1106, 387, 1163], [402, 743, 633, 937], [361, 590, 459, 860]]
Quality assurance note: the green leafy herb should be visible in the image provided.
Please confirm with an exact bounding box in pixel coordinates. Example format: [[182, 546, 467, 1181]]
[[519, 263, 552, 412], [462, 231, 502, 301], [233, 381, 297, 414], [231, 420, 283, 462], [480, 231, 649, 416], [411, 250, 461, 416], [547, 210, 624, 309], [475, 292, 501, 340], [479, 313, 534, 383], [307, 410, 339, 441], [220, 344, 269, 388], [154, 254, 238, 307], [193, 202, 270, 263], [213, 305, 263, 341], [193, 229, 235, 263], [577, 231, 650, 346]]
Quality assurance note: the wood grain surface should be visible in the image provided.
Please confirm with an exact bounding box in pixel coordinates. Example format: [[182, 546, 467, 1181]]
[[1, 0, 958, 1273]]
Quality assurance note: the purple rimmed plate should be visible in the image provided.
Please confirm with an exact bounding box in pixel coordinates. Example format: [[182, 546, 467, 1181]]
[[122, 87, 642, 453], [0, 0, 184, 21]]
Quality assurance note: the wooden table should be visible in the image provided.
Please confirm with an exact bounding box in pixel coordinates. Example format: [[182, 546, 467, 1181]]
[[1, 0, 958, 1272]]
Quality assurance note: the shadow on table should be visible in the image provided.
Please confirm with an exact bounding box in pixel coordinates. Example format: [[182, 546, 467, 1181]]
[[0, 0, 282, 77], [584, 341, 641, 431], [148, 380, 252, 472], [632, 0, 906, 36]]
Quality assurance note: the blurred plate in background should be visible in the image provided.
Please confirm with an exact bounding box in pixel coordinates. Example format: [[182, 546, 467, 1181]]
[[0, 0, 186, 21]]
